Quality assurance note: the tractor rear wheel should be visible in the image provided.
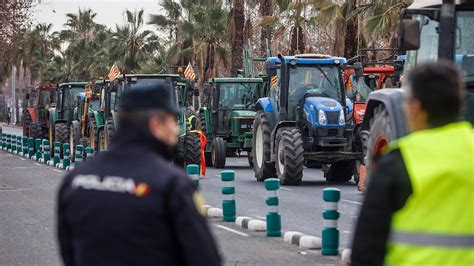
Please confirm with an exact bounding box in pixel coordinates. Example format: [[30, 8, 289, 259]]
[[69, 123, 81, 160], [30, 121, 42, 139], [185, 132, 201, 166], [104, 119, 115, 149], [197, 114, 207, 134], [23, 111, 31, 137], [366, 105, 393, 175], [252, 110, 275, 181], [275, 127, 304, 185], [55, 123, 68, 145], [325, 160, 356, 182], [212, 137, 226, 168]]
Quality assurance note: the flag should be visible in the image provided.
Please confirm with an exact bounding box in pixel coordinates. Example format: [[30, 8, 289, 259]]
[[271, 75, 278, 87], [108, 63, 121, 81], [184, 62, 196, 80]]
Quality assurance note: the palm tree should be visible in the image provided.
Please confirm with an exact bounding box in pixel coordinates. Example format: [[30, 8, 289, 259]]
[[110, 9, 158, 73], [230, 0, 245, 75]]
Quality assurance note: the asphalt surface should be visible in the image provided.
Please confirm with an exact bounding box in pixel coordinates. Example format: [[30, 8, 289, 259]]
[[0, 128, 350, 265], [201, 156, 364, 248]]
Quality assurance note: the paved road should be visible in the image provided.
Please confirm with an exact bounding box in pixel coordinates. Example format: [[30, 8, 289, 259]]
[[0, 150, 345, 265], [201, 156, 363, 248]]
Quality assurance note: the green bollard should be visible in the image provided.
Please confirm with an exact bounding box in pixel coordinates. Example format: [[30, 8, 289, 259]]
[[16, 136, 22, 154], [265, 178, 281, 237], [6, 134, 12, 151], [22, 136, 28, 156], [1, 133, 5, 149], [322, 188, 341, 256], [0, 133, 3, 149], [10, 135, 16, 153], [53, 142, 61, 166], [35, 138, 42, 160], [186, 164, 200, 187], [221, 170, 236, 222], [62, 143, 70, 169], [42, 139, 50, 163], [74, 145, 84, 167], [28, 138, 35, 158], [85, 147, 94, 160]]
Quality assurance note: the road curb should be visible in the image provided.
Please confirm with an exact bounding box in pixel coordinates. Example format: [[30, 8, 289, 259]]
[[235, 216, 266, 232], [283, 231, 322, 249], [203, 205, 223, 218]]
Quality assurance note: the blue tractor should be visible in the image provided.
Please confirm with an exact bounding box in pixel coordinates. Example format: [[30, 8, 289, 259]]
[[252, 54, 362, 185]]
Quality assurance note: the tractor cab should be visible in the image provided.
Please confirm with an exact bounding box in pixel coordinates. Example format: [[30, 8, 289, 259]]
[[198, 78, 264, 168], [252, 54, 361, 185], [23, 83, 58, 138]]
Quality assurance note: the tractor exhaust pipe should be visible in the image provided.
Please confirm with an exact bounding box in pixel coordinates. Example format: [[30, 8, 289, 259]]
[[278, 54, 288, 121], [438, 0, 455, 60]]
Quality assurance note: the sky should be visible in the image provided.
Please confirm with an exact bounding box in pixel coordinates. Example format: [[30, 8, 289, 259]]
[[31, 0, 163, 32]]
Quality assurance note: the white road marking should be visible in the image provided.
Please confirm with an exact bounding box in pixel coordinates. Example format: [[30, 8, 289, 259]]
[[238, 161, 247, 164], [214, 174, 220, 178], [53, 169, 62, 173], [253, 215, 266, 220], [280, 187, 292, 191], [19, 158, 26, 160], [214, 224, 249, 237], [341, 199, 362, 205], [34, 163, 42, 166]]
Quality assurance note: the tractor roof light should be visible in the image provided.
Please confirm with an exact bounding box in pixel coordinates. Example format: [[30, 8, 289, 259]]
[[339, 109, 345, 125], [334, 59, 340, 65], [289, 59, 297, 66]]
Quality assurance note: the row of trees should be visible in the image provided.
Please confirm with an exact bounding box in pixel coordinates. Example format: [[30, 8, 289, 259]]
[[0, 0, 411, 95]]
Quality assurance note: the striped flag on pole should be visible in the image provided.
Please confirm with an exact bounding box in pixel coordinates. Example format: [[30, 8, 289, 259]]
[[108, 63, 121, 81], [184, 62, 196, 80], [271, 75, 278, 87]]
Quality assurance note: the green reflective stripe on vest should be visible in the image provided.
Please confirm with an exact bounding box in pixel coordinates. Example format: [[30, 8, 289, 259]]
[[391, 230, 474, 248], [386, 122, 474, 266]]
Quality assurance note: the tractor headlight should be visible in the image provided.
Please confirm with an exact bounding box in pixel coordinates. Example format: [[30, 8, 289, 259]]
[[318, 109, 327, 125], [339, 109, 345, 125]]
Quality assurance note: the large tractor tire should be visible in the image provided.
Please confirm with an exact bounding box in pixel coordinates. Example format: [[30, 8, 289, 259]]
[[275, 127, 304, 185], [69, 122, 81, 160], [212, 137, 226, 168], [89, 119, 98, 151], [23, 111, 32, 137], [197, 113, 207, 134], [54, 123, 69, 145], [252, 110, 275, 181], [205, 152, 213, 167], [185, 132, 201, 166], [325, 160, 356, 182], [104, 118, 115, 149], [30, 121, 43, 139], [366, 105, 394, 175]]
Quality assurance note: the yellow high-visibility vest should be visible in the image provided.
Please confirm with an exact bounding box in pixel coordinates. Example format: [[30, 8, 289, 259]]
[[385, 122, 474, 266]]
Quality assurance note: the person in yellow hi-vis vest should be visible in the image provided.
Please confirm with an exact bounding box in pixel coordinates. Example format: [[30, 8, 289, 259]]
[[351, 61, 474, 266]]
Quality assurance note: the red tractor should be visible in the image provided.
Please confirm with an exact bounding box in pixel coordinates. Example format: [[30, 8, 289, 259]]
[[23, 84, 58, 139]]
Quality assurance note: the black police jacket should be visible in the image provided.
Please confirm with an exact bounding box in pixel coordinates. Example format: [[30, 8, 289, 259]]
[[57, 125, 221, 266]]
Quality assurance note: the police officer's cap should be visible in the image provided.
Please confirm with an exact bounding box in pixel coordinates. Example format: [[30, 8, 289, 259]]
[[120, 84, 181, 115]]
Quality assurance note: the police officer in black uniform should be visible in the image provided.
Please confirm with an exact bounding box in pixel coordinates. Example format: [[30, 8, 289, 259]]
[[57, 83, 222, 265]]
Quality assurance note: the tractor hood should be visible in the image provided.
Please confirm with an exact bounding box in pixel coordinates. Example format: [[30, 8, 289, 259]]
[[231, 110, 257, 118], [304, 97, 342, 112]]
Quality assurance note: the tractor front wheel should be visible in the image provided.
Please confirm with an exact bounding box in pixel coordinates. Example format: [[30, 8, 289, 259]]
[[275, 127, 304, 186], [98, 128, 106, 151], [104, 119, 115, 149], [252, 110, 274, 181], [185, 132, 201, 166], [212, 137, 226, 168], [23, 111, 32, 137], [30, 121, 42, 139], [54, 123, 68, 145], [69, 123, 81, 160]]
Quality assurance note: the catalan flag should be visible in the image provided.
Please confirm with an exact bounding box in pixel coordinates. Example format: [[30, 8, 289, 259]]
[[108, 63, 121, 81], [271, 75, 278, 87], [184, 62, 196, 80]]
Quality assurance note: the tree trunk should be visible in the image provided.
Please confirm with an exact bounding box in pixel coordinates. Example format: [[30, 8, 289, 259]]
[[344, 0, 359, 59], [231, 0, 245, 76], [332, 17, 346, 56], [259, 0, 273, 57], [290, 25, 305, 55]]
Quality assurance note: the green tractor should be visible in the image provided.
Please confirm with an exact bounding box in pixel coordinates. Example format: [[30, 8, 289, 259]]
[[198, 78, 265, 168], [48, 82, 88, 145], [69, 81, 105, 153], [99, 74, 201, 167]]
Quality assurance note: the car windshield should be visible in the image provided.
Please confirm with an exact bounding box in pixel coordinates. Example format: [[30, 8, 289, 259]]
[[218, 82, 261, 110], [38, 90, 51, 106], [288, 65, 342, 119], [89, 98, 100, 111]]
